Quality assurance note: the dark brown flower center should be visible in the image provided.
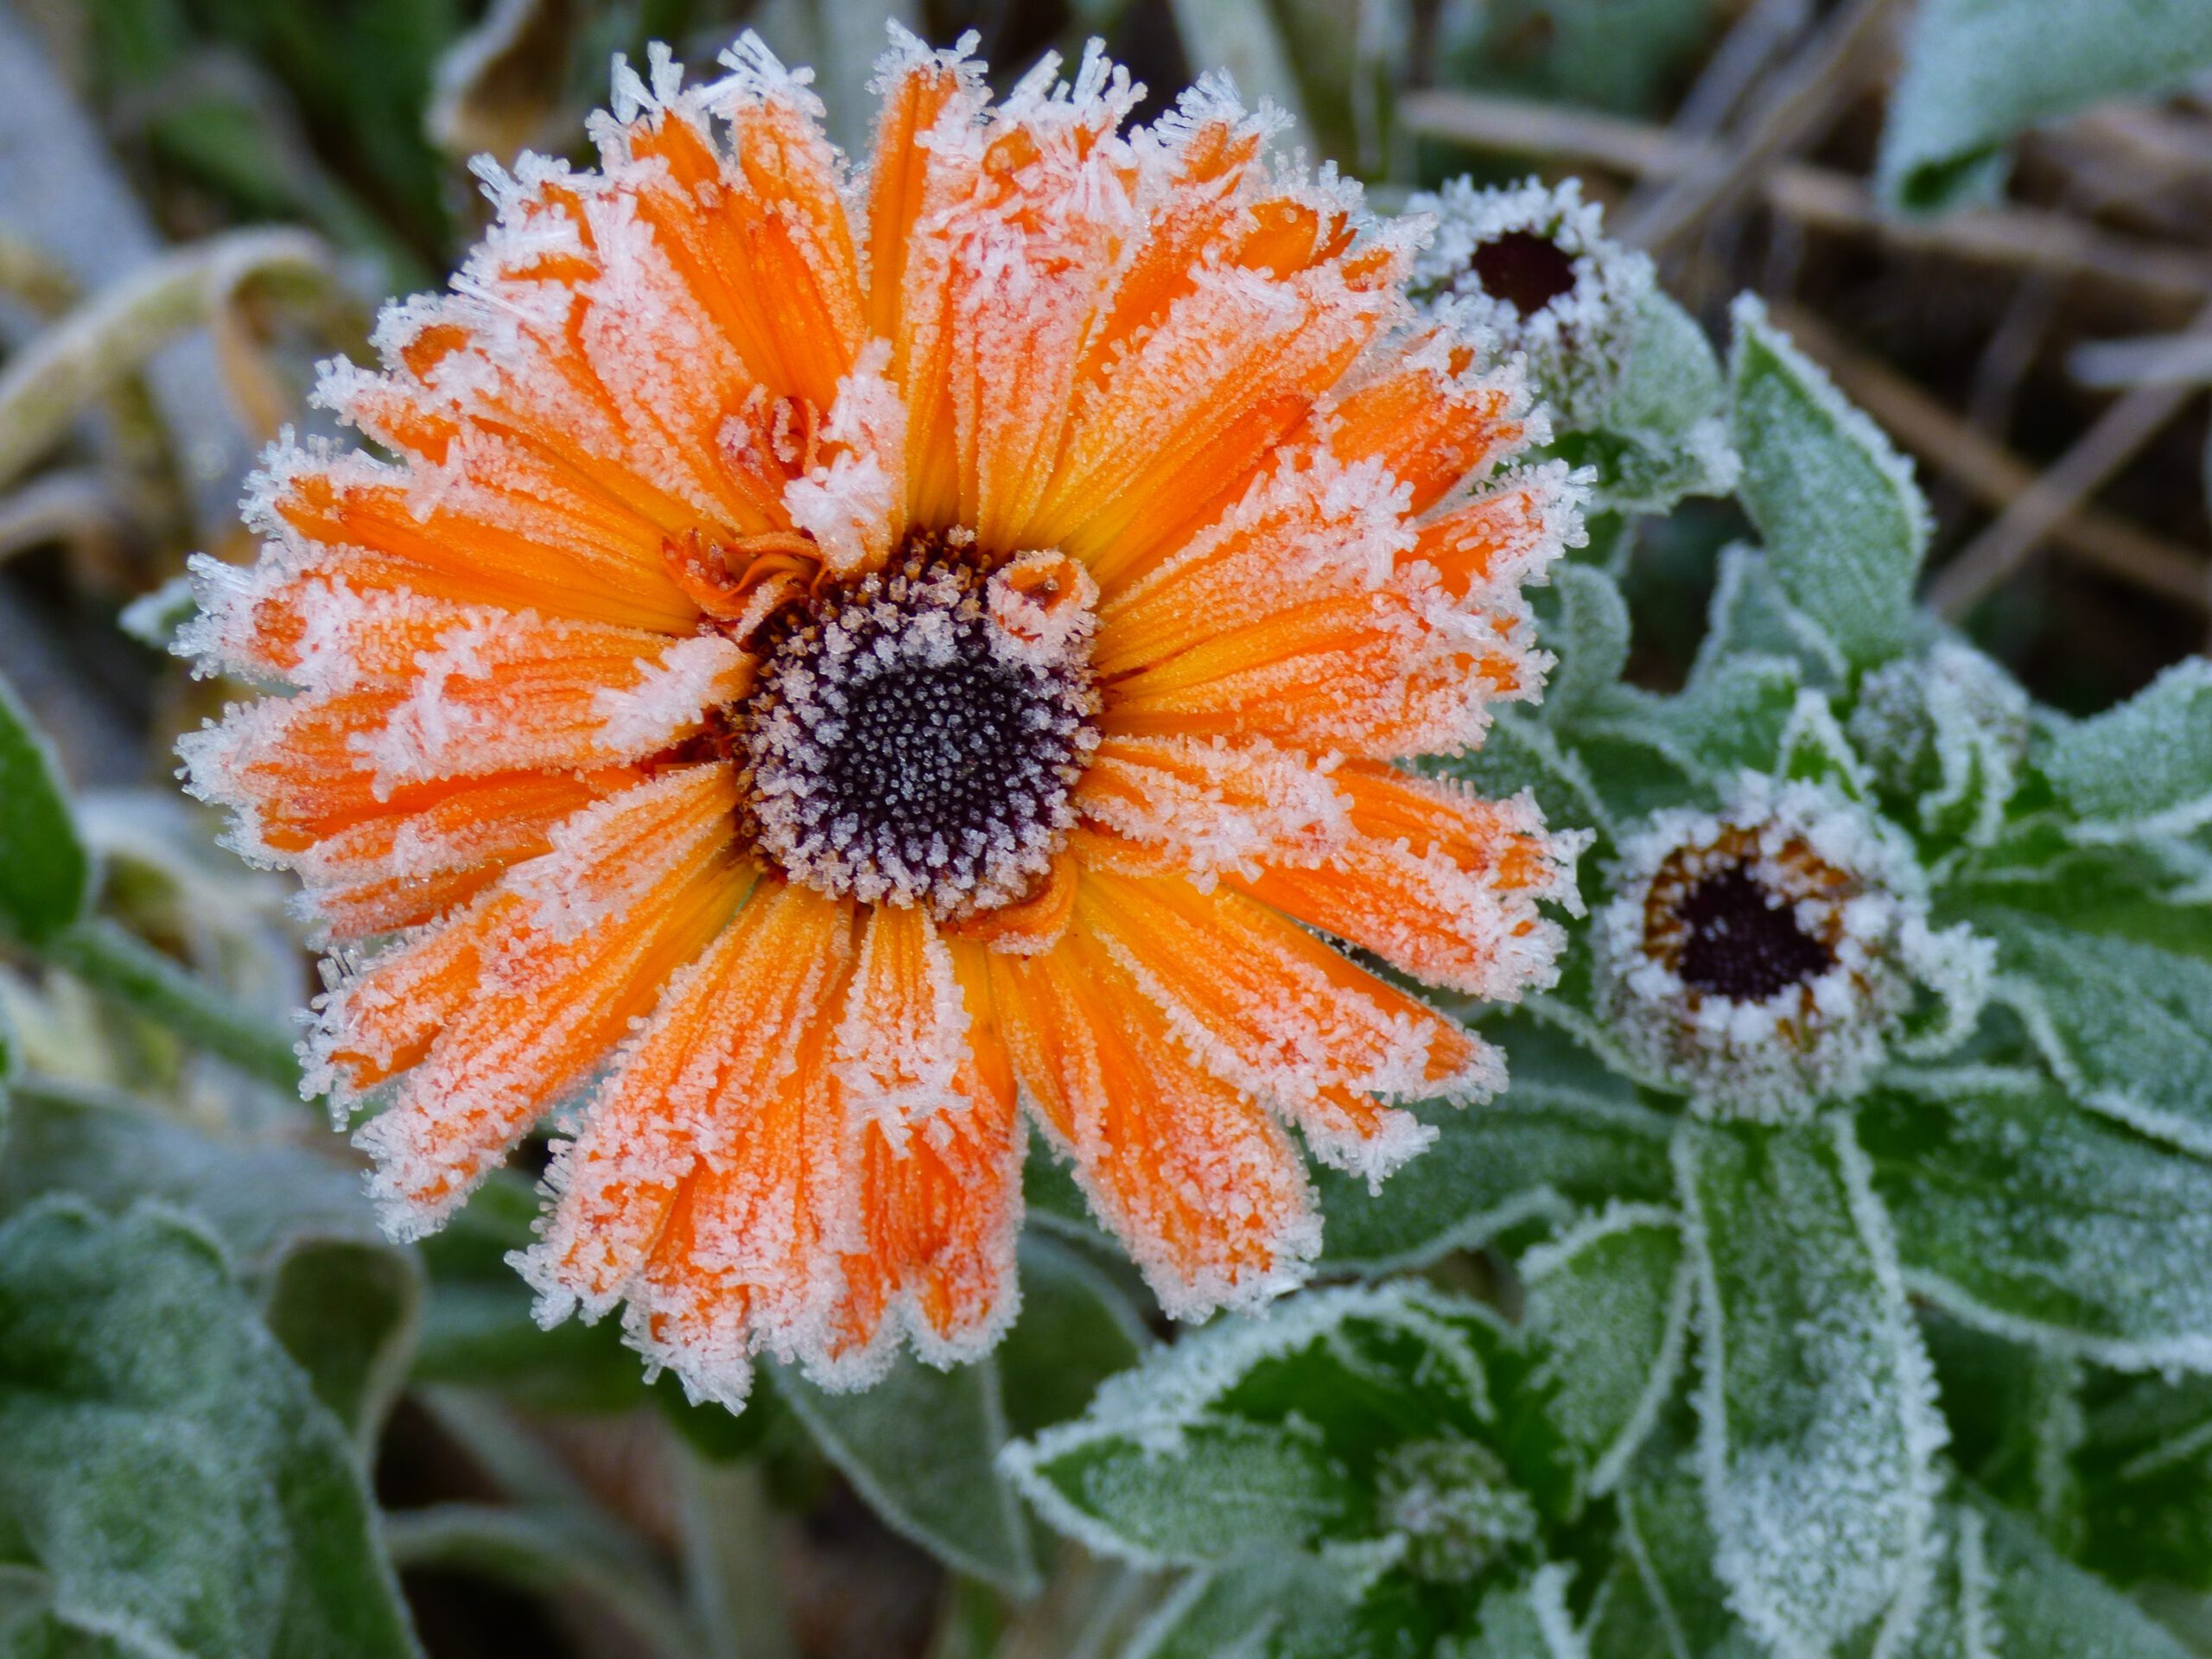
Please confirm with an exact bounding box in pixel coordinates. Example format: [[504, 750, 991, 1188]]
[[733, 534, 1097, 917], [1674, 864, 1836, 1001], [1469, 230, 1579, 315]]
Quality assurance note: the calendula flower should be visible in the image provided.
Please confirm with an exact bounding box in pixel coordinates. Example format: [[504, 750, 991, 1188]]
[[1593, 777, 1989, 1121], [180, 30, 1580, 1407], [1406, 176, 1652, 427]]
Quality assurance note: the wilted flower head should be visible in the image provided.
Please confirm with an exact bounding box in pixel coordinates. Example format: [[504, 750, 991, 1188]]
[[178, 29, 1582, 1407], [1593, 777, 1989, 1119], [1406, 176, 1654, 425]]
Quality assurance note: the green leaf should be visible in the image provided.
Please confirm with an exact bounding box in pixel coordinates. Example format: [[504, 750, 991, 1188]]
[[1539, 564, 1632, 723], [1968, 1491, 2196, 1659], [1776, 690, 1872, 800], [1692, 545, 1847, 694], [1122, 1553, 1364, 1659], [1569, 657, 1804, 813], [1459, 1565, 1586, 1659], [2040, 659, 2212, 842], [410, 1171, 652, 1415], [779, 1354, 1039, 1595], [1004, 1283, 1519, 1566], [1920, 1314, 2084, 1544], [0, 673, 90, 948], [1677, 1117, 1942, 1654], [1879, 0, 2212, 213], [1575, 289, 1738, 517], [1971, 904, 2212, 1157], [0, 1200, 416, 1658], [1727, 297, 1930, 671], [998, 1233, 1150, 1439], [1611, 1446, 1758, 1658], [2073, 1372, 2212, 1595], [1862, 1069, 2212, 1370], [1317, 1016, 1677, 1275], [0, 1083, 418, 1445], [1521, 1204, 1691, 1499]]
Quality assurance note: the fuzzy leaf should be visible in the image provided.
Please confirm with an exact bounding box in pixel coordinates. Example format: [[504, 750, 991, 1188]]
[[1677, 1118, 1942, 1654], [1971, 904, 2212, 1157], [2075, 1373, 2212, 1594], [1460, 1565, 1586, 1659], [1880, 0, 2212, 213], [1728, 298, 1929, 670], [0, 1200, 416, 1658], [1849, 642, 2031, 849], [1968, 1492, 2195, 1658], [1863, 1070, 2212, 1370], [1122, 1553, 1366, 1659], [1005, 1284, 1525, 1567], [0, 672, 90, 948], [1522, 1205, 1692, 1499], [1573, 289, 1739, 515], [1611, 1447, 1757, 1658], [2041, 659, 2212, 842], [0, 1084, 417, 1446], [779, 1355, 1038, 1595], [1318, 1017, 1676, 1275], [1540, 564, 1632, 723], [998, 1232, 1151, 1438], [1693, 545, 1847, 693]]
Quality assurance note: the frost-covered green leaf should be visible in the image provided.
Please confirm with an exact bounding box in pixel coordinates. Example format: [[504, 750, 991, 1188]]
[[1538, 564, 1631, 724], [1968, 900, 2212, 1157], [1677, 1118, 1942, 1654], [1574, 655, 1804, 807], [1610, 1448, 1759, 1658], [1521, 1205, 1690, 1498], [0, 1200, 415, 1658], [1921, 1317, 2085, 1544], [1863, 1070, 2212, 1369], [1777, 691, 1872, 800], [1850, 642, 2031, 849], [1459, 1565, 1586, 1659], [769, 1353, 1035, 1601], [2073, 1372, 2212, 1595], [0, 1083, 418, 1444], [1692, 546, 1848, 694], [997, 1232, 1150, 1439], [0, 672, 90, 949], [2041, 659, 2212, 842], [779, 1353, 1038, 1595], [1433, 712, 1614, 844], [1122, 1552, 1365, 1659], [1728, 298, 1930, 671], [1572, 289, 1739, 516], [1004, 1284, 1524, 1567], [1879, 0, 2212, 213], [1968, 1492, 2195, 1659], [1317, 1017, 1676, 1274]]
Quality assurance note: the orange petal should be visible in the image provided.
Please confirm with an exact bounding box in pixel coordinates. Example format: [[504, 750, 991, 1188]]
[[1075, 866, 1497, 1179], [352, 768, 747, 1234], [1231, 764, 1577, 1001], [825, 938, 1023, 1376], [1073, 735, 1347, 880], [1323, 334, 1529, 516], [524, 878, 852, 1324], [991, 931, 1318, 1319]]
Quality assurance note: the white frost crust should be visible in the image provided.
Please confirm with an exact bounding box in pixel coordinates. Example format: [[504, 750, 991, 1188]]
[[1407, 175, 1656, 427], [590, 632, 750, 753], [1593, 774, 1986, 1121], [999, 1282, 1504, 1567], [1077, 736, 1351, 885], [782, 339, 909, 575]]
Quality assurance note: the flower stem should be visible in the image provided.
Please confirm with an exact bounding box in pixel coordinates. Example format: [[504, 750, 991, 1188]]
[[44, 916, 304, 1096]]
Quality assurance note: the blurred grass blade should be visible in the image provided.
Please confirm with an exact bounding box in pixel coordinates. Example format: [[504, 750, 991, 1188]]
[[0, 227, 340, 493]]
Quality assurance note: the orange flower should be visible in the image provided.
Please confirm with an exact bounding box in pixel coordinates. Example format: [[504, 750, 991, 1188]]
[[181, 32, 1581, 1406]]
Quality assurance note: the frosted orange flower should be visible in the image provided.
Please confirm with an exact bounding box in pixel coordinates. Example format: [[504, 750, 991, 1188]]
[[181, 31, 1581, 1406]]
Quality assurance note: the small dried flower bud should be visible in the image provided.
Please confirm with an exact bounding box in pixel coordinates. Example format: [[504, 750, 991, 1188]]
[[1594, 777, 1991, 1120]]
